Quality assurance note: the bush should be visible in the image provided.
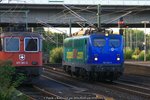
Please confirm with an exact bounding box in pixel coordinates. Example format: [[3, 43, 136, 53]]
[[146, 50, 150, 61], [131, 48, 141, 60], [131, 55, 139, 60], [49, 47, 63, 63], [138, 50, 144, 61], [124, 47, 133, 60], [132, 48, 141, 55], [0, 60, 27, 100], [146, 54, 150, 61]]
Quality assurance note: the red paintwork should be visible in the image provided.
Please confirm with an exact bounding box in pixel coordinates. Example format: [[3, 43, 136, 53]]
[[0, 35, 42, 67], [0, 52, 42, 67]]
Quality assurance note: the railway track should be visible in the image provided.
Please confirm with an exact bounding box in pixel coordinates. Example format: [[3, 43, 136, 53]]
[[118, 78, 150, 88], [43, 66, 115, 100], [41, 75, 107, 100], [114, 81, 150, 96], [18, 84, 63, 100], [44, 65, 150, 86], [96, 81, 150, 98], [44, 65, 150, 99]]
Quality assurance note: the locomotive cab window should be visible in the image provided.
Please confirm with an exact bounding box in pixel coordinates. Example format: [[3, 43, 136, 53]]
[[5, 37, 20, 52], [109, 39, 120, 48], [24, 37, 39, 52], [93, 38, 106, 47]]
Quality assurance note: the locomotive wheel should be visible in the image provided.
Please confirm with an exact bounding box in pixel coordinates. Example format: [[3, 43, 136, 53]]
[[86, 72, 95, 81], [63, 66, 67, 72], [98, 72, 105, 82], [74, 68, 80, 77], [79, 68, 87, 79]]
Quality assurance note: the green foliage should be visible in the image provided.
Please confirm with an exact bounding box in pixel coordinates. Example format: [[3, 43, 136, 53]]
[[130, 49, 150, 61], [131, 48, 141, 60], [0, 87, 28, 100], [138, 50, 150, 61], [42, 31, 67, 62], [125, 29, 144, 49], [0, 61, 27, 100], [138, 50, 144, 61], [33, 27, 45, 33], [49, 47, 63, 63], [42, 31, 67, 53], [132, 48, 141, 55], [124, 47, 133, 59], [146, 50, 150, 61], [131, 55, 139, 60]]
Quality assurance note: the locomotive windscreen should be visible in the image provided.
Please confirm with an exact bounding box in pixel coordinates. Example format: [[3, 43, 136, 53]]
[[93, 38, 120, 48], [93, 38, 106, 47], [109, 38, 120, 48], [5, 38, 19, 52], [25, 38, 38, 52]]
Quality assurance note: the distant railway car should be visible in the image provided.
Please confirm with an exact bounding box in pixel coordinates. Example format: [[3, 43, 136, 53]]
[[63, 32, 124, 81], [0, 32, 43, 83]]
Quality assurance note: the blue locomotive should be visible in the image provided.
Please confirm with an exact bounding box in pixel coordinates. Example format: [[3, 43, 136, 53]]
[[63, 31, 124, 81]]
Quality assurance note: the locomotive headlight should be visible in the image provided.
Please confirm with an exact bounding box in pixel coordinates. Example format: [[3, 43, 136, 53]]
[[105, 33, 108, 36], [117, 54, 120, 61], [94, 57, 98, 61], [117, 57, 120, 61]]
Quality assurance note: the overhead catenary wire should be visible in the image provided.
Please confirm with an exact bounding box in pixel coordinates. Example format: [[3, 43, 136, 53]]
[[62, 4, 150, 29], [36, 18, 66, 34], [63, 4, 94, 26], [0, 3, 149, 25], [32, 5, 146, 29], [36, 18, 64, 45], [102, 11, 132, 25], [62, 4, 133, 29], [68, 5, 97, 14], [2, 3, 150, 32], [48, 5, 135, 23], [34, 5, 148, 35], [1, 3, 150, 48], [0, 2, 64, 45], [70, 6, 143, 28], [0, 0, 28, 29]]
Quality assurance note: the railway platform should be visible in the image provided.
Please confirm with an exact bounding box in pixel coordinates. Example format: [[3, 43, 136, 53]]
[[125, 61, 150, 67], [124, 61, 150, 77]]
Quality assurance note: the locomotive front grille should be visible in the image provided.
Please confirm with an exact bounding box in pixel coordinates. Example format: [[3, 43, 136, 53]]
[[91, 64, 124, 72]]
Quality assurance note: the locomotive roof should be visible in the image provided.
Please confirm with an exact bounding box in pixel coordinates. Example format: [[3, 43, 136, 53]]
[[0, 32, 42, 37], [65, 34, 121, 40]]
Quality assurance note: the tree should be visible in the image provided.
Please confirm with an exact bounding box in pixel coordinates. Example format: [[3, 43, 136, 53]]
[[0, 60, 26, 100], [49, 47, 63, 63], [124, 29, 144, 50], [42, 31, 67, 53]]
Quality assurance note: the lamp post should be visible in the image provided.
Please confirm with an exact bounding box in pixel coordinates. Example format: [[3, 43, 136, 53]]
[[141, 21, 149, 61]]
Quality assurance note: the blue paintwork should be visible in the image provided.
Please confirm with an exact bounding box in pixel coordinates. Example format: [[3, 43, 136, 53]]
[[86, 34, 124, 65]]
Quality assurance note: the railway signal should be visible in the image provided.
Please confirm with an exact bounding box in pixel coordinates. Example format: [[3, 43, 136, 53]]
[[118, 17, 124, 35]]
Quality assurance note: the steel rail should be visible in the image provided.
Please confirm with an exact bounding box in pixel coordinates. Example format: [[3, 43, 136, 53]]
[[44, 65, 150, 98]]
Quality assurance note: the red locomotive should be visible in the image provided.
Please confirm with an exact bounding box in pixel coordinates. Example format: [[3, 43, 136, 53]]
[[0, 32, 43, 83]]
